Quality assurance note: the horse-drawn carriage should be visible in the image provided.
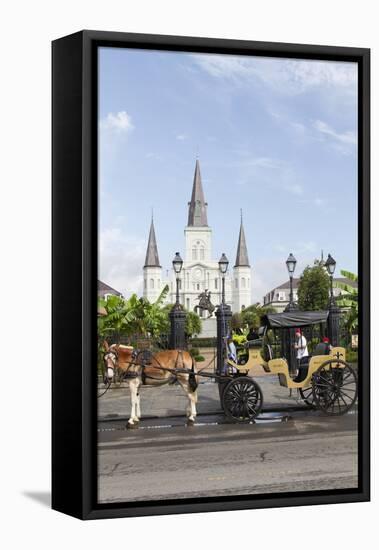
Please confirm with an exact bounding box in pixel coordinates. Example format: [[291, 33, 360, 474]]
[[101, 309, 357, 426], [219, 310, 358, 421]]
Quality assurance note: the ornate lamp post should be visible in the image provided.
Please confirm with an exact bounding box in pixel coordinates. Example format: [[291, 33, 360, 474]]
[[219, 253, 229, 304], [284, 253, 298, 374], [325, 253, 340, 346], [325, 253, 336, 305], [173, 252, 183, 305], [285, 253, 297, 311], [216, 253, 232, 376], [169, 252, 187, 349]]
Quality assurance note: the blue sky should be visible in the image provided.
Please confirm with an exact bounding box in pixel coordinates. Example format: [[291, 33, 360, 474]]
[[98, 47, 358, 302]]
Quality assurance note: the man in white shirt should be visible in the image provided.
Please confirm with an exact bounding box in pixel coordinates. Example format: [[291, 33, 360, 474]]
[[293, 328, 309, 382], [294, 328, 308, 360]]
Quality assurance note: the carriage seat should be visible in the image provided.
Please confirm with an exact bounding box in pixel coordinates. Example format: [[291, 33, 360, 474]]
[[293, 342, 330, 382]]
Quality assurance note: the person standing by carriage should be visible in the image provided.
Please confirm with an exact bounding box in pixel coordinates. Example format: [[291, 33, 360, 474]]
[[294, 328, 309, 379]]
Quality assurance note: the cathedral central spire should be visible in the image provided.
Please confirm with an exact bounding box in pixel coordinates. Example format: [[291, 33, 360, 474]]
[[187, 159, 208, 227]]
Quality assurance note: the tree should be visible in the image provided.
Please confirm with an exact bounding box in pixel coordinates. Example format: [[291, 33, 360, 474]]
[[185, 310, 202, 337], [334, 270, 358, 335], [162, 304, 202, 338], [297, 265, 329, 311], [98, 285, 170, 342], [241, 303, 276, 328], [231, 312, 243, 331]]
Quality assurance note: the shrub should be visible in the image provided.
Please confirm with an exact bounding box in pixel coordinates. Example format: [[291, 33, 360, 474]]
[[194, 355, 205, 362], [189, 347, 200, 357], [189, 337, 217, 348], [346, 349, 358, 363]]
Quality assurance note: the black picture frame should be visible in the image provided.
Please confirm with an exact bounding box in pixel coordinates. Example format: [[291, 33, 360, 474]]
[[52, 30, 370, 520]]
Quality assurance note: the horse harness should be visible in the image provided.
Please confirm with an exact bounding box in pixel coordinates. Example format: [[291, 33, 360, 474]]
[[104, 346, 186, 385]]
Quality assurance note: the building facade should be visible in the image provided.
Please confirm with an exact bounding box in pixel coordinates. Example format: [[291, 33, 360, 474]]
[[263, 277, 357, 312], [98, 280, 123, 300], [143, 160, 252, 314]]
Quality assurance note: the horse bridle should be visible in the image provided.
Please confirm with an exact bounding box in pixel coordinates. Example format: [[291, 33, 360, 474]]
[[103, 347, 119, 378]]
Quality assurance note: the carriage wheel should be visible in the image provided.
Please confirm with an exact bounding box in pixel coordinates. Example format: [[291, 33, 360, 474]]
[[299, 384, 315, 407], [222, 376, 263, 422], [312, 360, 357, 416]]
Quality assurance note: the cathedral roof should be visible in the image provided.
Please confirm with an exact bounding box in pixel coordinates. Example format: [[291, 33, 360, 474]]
[[187, 159, 208, 227], [144, 218, 161, 268], [234, 217, 250, 267]]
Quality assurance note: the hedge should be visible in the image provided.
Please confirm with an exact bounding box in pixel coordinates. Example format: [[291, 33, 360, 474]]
[[189, 337, 217, 348]]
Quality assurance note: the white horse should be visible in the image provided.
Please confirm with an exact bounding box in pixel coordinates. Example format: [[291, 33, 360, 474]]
[[103, 344, 198, 428]]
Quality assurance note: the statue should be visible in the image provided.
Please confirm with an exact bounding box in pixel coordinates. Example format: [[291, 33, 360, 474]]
[[194, 289, 215, 319]]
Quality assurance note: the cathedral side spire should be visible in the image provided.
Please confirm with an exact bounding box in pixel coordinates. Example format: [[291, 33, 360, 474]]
[[187, 159, 208, 227], [144, 218, 161, 267], [234, 213, 250, 267]]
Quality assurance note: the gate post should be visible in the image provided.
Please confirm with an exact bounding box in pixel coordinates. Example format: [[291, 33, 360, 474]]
[[215, 303, 232, 375], [284, 301, 298, 375], [169, 304, 187, 349], [328, 303, 341, 347]]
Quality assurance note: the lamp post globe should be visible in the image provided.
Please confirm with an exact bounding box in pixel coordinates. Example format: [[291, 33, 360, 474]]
[[286, 253, 297, 276], [325, 253, 336, 276], [173, 251, 183, 275]]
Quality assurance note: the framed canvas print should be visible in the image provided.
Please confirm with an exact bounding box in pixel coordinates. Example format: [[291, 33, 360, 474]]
[[52, 30, 370, 519]]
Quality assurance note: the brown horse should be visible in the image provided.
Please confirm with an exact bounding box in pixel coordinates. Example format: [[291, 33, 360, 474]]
[[103, 344, 198, 428]]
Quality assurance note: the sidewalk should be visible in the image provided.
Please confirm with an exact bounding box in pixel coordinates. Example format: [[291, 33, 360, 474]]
[[98, 373, 304, 420]]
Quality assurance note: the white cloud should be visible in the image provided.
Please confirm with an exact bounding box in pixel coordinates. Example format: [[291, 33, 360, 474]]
[[99, 226, 145, 298], [313, 119, 357, 145], [100, 111, 134, 132], [229, 155, 285, 170], [192, 54, 357, 96], [176, 134, 188, 140], [284, 182, 303, 196], [253, 248, 320, 302]]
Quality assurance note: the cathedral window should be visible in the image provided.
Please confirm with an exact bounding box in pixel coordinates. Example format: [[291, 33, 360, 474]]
[[144, 279, 147, 290], [235, 279, 238, 289], [150, 278, 154, 289], [241, 277, 246, 289], [192, 248, 197, 260], [200, 247, 204, 260], [196, 283, 200, 290], [214, 278, 218, 289]]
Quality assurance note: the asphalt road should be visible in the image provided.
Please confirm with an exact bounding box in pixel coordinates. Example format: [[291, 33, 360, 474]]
[[97, 409, 358, 503]]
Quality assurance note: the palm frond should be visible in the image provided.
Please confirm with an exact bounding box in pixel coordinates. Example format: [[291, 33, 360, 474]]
[[340, 269, 358, 282]]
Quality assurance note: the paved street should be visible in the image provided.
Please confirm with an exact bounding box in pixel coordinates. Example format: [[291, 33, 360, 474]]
[[98, 398, 358, 503], [98, 370, 314, 420]]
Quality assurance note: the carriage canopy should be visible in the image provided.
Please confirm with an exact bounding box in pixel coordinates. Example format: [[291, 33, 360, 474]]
[[262, 310, 329, 329]]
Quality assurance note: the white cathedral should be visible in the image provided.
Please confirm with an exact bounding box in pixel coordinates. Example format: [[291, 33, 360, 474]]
[[142, 160, 252, 316]]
